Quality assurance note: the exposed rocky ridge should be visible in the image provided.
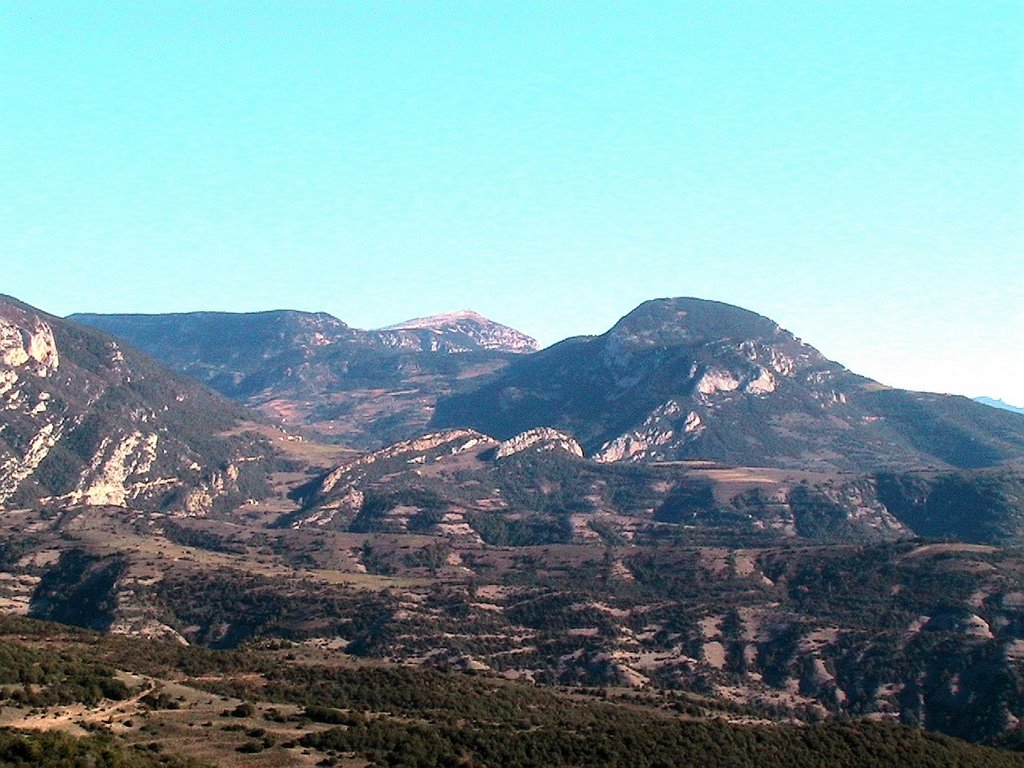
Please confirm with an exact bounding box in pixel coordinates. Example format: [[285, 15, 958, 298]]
[[68, 309, 525, 448], [433, 297, 1024, 471], [0, 296, 280, 514], [286, 428, 497, 528], [297, 449, 916, 543], [317, 428, 494, 496], [495, 427, 584, 459]]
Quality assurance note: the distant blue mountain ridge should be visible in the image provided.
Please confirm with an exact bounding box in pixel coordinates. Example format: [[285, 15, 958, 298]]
[[975, 396, 1024, 415]]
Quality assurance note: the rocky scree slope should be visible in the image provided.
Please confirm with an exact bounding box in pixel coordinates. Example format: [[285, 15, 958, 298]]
[[1, 296, 279, 513], [433, 297, 1024, 471]]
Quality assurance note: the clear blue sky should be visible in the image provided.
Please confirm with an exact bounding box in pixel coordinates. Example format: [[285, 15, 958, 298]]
[[3, 2, 1022, 404]]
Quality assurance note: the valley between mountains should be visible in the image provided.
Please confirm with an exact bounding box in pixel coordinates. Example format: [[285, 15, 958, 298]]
[[2, 293, 1024, 766]]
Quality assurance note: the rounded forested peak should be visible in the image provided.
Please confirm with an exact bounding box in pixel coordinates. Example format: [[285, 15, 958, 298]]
[[0, 294, 36, 312], [606, 297, 789, 349]]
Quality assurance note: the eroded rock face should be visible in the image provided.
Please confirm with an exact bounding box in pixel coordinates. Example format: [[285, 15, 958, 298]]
[[0, 314, 59, 373], [495, 427, 584, 459], [745, 367, 776, 394], [696, 368, 740, 397], [68, 431, 161, 507], [696, 364, 778, 400], [0, 423, 60, 503], [0, 309, 65, 504], [594, 401, 703, 463], [788, 480, 910, 541]]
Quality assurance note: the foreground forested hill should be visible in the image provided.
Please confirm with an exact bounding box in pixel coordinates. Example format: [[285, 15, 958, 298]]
[[0, 615, 1021, 768]]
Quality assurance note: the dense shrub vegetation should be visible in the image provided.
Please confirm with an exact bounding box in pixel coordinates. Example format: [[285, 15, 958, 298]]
[[300, 710, 1024, 768], [0, 614, 1020, 767], [0, 730, 207, 768], [0, 638, 129, 707]]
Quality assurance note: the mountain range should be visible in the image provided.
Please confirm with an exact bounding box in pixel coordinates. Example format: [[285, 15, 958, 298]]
[[74, 296, 1024, 472], [3, 291, 1024, 761], [69, 308, 534, 448]]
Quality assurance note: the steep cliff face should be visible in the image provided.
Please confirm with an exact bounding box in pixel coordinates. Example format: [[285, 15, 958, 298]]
[[433, 298, 1024, 471], [0, 296, 278, 514]]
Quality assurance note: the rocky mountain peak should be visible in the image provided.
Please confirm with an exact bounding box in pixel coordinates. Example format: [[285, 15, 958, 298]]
[[601, 297, 831, 386], [380, 311, 538, 354], [385, 310, 490, 329], [433, 297, 1024, 471]]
